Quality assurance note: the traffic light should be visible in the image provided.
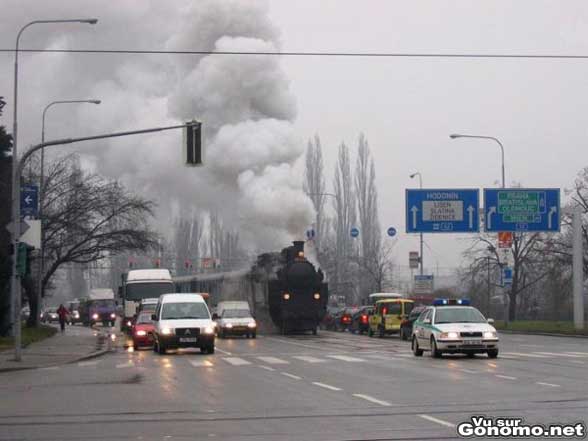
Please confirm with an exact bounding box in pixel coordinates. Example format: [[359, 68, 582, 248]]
[[184, 121, 202, 166]]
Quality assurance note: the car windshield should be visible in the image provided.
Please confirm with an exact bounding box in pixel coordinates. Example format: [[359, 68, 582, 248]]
[[222, 309, 252, 319], [93, 299, 115, 307], [136, 313, 153, 324], [434, 307, 487, 324], [126, 282, 175, 301], [161, 302, 209, 320]]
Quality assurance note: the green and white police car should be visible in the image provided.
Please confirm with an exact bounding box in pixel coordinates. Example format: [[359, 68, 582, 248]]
[[412, 299, 499, 358]]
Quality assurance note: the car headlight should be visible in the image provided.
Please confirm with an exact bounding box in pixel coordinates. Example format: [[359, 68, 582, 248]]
[[127, 321, 132, 327], [225, 323, 233, 328], [483, 331, 497, 339], [73, 312, 80, 318], [203, 326, 215, 335], [161, 327, 174, 335], [92, 313, 99, 320], [313, 293, 320, 300], [135, 330, 147, 336], [439, 331, 460, 339], [247, 321, 257, 328], [110, 313, 116, 319]]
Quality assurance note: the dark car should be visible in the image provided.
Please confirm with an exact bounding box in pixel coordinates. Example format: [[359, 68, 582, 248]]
[[400, 305, 427, 340], [336, 307, 359, 331], [350, 306, 373, 335]]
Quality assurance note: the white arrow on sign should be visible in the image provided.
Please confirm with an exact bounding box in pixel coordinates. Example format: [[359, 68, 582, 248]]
[[467, 205, 475, 229], [24, 195, 33, 205], [548, 206, 557, 229], [487, 206, 496, 230], [410, 206, 419, 229]]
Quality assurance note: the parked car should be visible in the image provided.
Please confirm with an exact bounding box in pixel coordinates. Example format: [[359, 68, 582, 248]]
[[350, 306, 373, 334], [400, 305, 427, 340]]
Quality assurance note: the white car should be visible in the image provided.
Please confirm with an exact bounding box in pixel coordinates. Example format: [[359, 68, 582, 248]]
[[215, 309, 257, 339], [152, 293, 216, 355], [412, 299, 499, 358]]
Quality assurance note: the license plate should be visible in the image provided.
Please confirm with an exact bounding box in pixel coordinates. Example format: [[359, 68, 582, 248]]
[[463, 340, 482, 345], [179, 337, 198, 343]]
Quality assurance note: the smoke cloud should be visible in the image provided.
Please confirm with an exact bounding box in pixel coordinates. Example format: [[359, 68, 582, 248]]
[[0, 0, 314, 252]]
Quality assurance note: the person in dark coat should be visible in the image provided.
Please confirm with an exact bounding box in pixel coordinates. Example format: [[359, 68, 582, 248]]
[[57, 304, 69, 332]]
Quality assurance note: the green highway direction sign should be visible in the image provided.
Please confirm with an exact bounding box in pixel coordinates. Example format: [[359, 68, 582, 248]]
[[484, 188, 560, 232]]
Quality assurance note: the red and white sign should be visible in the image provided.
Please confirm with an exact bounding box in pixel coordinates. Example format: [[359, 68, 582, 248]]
[[498, 232, 513, 248]]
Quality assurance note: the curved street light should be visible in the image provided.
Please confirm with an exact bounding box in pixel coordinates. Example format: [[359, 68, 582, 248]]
[[449, 134, 505, 188]]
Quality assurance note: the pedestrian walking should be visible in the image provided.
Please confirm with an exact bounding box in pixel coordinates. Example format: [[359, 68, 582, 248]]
[[57, 304, 69, 332]]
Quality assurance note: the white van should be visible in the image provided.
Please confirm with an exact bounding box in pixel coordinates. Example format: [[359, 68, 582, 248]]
[[152, 293, 216, 354]]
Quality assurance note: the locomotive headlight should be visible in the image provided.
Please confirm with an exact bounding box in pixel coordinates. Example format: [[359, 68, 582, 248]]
[[313, 293, 320, 300], [283, 293, 290, 300]]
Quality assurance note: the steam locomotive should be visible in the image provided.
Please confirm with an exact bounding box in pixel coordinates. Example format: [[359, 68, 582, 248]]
[[267, 241, 328, 334]]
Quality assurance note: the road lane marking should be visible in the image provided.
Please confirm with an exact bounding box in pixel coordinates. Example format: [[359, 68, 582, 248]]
[[418, 414, 456, 428], [326, 355, 365, 362], [312, 382, 342, 391], [223, 357, 251, 366], [536, 382, 560, 387], [189, 360, 214, 367], [215, 348, 232, 356], [495, 375, 517, 380], [502, 352, 549, 358], [116, 362, 134, 369], [256, 356, 289, 365], [77, 361, 99, 367], [259, 365, 275, 371], [267, 337, 345, 352], [565, 351, 588, 355], [459, 368, 478, 374], [352, 394, 392, 406], [292, 355, 326, 363], [39, 366, 59, 371], [281, 372, 302, 380], [535, 352, 586, 358], [570, 360, 585, 365]]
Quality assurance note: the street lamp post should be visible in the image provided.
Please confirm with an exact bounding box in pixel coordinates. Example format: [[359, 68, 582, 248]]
[[449, 133, 509, 324], [36, 99, 101, 323], [11, 18, 98, 361], [409, 172, 424, 276]]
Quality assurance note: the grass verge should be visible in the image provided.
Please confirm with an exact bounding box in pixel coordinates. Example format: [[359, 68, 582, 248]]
[[0, 325, 58, 350], [494, 320, 588, 336]]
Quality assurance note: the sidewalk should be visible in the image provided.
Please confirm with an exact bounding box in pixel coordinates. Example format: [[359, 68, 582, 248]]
[[0, 325, 109, 373]]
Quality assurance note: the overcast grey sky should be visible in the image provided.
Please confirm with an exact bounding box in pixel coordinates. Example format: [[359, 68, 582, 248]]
[[2, 0, 588, 270]]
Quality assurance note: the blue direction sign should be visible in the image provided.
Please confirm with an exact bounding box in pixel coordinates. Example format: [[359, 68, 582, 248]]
[[484, 188, 560, 232], [387, 227, 397, 237], [20, 185, 38, 218], [405, 189, 480, 233], [502, 266, 513, 287], [350, 227, 359, 238]]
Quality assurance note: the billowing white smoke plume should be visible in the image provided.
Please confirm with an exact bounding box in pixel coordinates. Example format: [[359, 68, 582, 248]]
[[1, 0, 314, 251]]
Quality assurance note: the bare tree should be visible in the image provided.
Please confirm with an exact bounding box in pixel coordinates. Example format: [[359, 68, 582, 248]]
[[207, 211, 246, 271], [355, 134, 382, 298], [174, 210, 203, 275], [25, 154, 158, 325], [333, 142, 357, 303], [352, 240, 395, 293], [303, 135, 326, 252]]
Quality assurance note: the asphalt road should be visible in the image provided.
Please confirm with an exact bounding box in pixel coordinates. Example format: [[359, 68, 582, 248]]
[[0, 330, 586, 441]]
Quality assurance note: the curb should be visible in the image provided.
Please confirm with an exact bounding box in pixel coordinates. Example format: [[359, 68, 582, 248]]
[[498, 329, 588, 339]]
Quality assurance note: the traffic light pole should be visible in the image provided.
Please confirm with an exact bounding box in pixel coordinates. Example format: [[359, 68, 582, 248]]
[[10, 122, 194, 361]]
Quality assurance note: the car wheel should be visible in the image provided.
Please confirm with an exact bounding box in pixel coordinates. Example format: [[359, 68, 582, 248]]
[[466, 352, 475, 358], [158, 342, 166, 355], [133, 344, 138, 351], [412, 336, 423, 356], [487, 349, 499, 359], [430, 337, 442, 358], [312, 328, 317, 336], [202, 345, 214, 354], [153, 340, 159, 353]]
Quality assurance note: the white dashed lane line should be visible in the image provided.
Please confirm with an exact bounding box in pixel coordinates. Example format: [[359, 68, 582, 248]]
[[418, 414, 456, 428], [495, 375, 517, 380], [280, 372, 301, 380], [258, 365, 275, 372], [256, 356, 289, 365], [222, 357, 251, 366], [77, 361, 99, 367], [326, 355, 365, 362], [189, 360, 214, 367], [536, 382, 560, 387], [312, 382, 342, 391], [39, 366, 59, 371], [352, 394, 392, 406], [214, 348, 232, 356]]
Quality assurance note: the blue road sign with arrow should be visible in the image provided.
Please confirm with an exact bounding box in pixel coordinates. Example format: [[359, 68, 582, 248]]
[[350, 227, 359, 238], [387, 227, 397, 237], [484, 188, 560, 232], [405, 189, 480, 233], [20, 185, 38, 218]]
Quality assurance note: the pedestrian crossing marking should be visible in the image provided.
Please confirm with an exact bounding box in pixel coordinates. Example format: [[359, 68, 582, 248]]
[[190, 360, 214, 367], [501, 352, 549, 358], [535, 352, 586, 358], [256, 356, 289, 364], [292, 356, 326, 363], [223, 357, 251, 366], [326, 355, 365, 362]]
